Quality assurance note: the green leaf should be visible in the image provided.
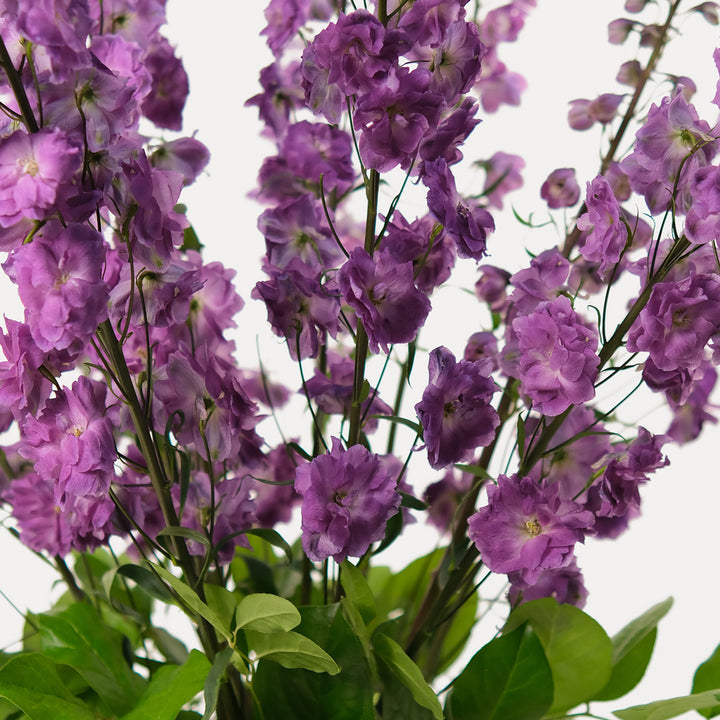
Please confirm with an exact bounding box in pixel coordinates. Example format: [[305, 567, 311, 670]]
[[149, 627, 189, 665], [245, 630, 340, 674], [399, 491, 427, 511], [594, 598, 672, 701], [613, 689, 720, 720], [252, 604, 374, 720], [373, 633, 443, 720], [202, 648, 233, 720], [34, 603, 145, 716], [157, 526, 212, 550], [120, 650, 210, 720], [504, 597, 612, 713], [371, 414, 423, 435], [180, 224, 203, 252], [243, 528, 293, 563], [445, 623, 553, 720], [0, 653, 97, 720], [340, 560, 376, 624], [235, 594, 301, 633], [149, 563, 232, 642], [693, 644, 720, 718], [104, 563, 177, 605]]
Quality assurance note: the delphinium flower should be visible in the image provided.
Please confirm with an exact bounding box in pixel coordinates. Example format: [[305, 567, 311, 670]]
[[253, 257, 342, 360], [474, 264, 511, 313], [294, 437, 401, 562], [512, 295, 600, 416], [248, 443, 303, 528], [4, 222, 108, 354], [480, 151, 525, 210], [172, 472, 255, 564], [303, 349, 393, 433], [149, 136, 211, 186], [423, 157, 495, 260], [245, 61, 306, 139], [540, 167, 580, 209], [0, 128, 82, 229], [684, 165, 720, 244], [415, 346, 499, 469], [620, 91, 717, 214], [468, 474, 594, 585], [382, 212, 456, 295], [337, 247, 432, 354], [627, 273, 720, 376], [568, 93, 624, 130], [508, 558, 588, 608], [524, 406, 612, 503], [585, 428, 668, 538], [666, 362, 718, 443], [423, 465, 474, 533], [576, 175, 629, 278]]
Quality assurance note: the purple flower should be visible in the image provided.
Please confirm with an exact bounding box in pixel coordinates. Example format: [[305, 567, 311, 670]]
[[294, 437, 401, 562], [423, 157, 495, 260], [468, 474, 594, 584], [666, 363, 717, 442], [415, 346, 500, 469], [253, 257, 342, 360], [568, 99, 594, 131], [262, 0, 310, 56], [576, 176, 629, 278], [423, 466, 474, 534], [150, 136, 211, 186], [4, 222, 108, 354], [508, 558, 588, 608], [0, 129, 82, 227], [627, 274, 720, 374], [337, 247, 431, 353], [20, 376, 116, 506], [540, 168, 580, 209], [608, 18, 635, 44], [512, 296, 599, 416], [140, 35, 189, 130], [685, 165, 720, 244], [481, 151, 525, 210]]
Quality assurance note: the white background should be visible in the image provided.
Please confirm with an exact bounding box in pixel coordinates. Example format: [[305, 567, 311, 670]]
[[2, 1, 720, 717]]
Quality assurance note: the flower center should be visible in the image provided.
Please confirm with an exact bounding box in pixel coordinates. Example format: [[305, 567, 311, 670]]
[[21, 157, 39, 176], [524, 518, 542, 536]]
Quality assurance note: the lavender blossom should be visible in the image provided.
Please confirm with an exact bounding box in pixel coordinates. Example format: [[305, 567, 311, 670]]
[[295, 437, 401, 562], [468, 474, 594, 584], [540, 168, 580, 209], [415, 346, 500, 469]]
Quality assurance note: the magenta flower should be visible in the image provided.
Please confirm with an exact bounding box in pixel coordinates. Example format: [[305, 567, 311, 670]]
[[0, 129, 81, 227], [513, 296, 599, 416], [468, 474, 594, 584], [295, 437, 401, 562], [337, 247, 431, 353], [415, 346, 499, 469]]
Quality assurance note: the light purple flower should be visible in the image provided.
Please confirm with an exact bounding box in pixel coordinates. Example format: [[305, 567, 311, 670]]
[[415, 346, 499, 469], [481, 151, 525, 210], [4, 222, 108, 353], [540, 168, 580, 209], [576, 175, 629, 278], [468, 474, 594, 584], [512, 296, 599, 416], [295, 437, 401, 562], [0, 129, 81, 227]]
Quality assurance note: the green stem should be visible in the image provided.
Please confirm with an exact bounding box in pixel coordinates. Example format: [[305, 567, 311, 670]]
[[0, 36, 39, 133], [348, 169, 380, 447]]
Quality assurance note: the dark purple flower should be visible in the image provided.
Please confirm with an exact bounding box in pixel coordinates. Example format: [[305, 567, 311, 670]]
[[540, 168, 580, 209], [475, 264, 511, 312], [150, 136, 210, 186], [576, 176, 629, 278], [423, 157, 494, 260], [418, 97, 481, 167], [354, 67, 444, 172], [246, 61, 306, 138], [294, 437, 401, 562], [252, 257, 341, 360], [468, 474, 594, 584], [415, 346, 499, 469], [337, 247, 431, 353], [140, 35, 189, 130], [512, 296, 599, 416], [423, 466, 474, 533]]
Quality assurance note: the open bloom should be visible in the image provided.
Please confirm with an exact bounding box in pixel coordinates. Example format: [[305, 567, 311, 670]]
[[468, 474, 594, 584], [295, 438, 401, 562]]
